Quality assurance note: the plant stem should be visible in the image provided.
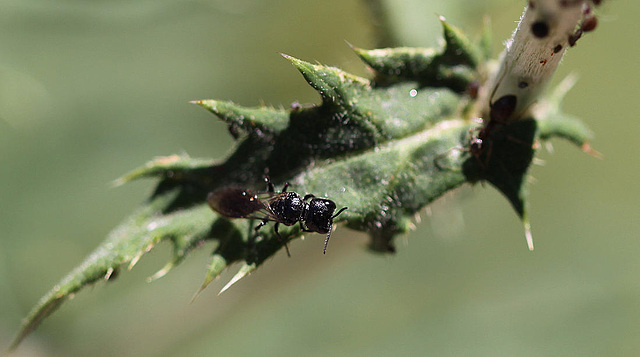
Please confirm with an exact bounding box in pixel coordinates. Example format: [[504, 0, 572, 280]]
[[483, 0, 597, 120]]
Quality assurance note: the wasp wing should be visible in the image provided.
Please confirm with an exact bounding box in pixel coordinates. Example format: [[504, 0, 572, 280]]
[[207, 188, 281, 222]]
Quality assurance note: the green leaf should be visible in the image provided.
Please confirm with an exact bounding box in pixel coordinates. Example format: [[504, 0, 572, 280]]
[[191, 100, 290, 138], [12, 19, 596, 349], [439, 16, 482, 68], [114, 154, 215, 185], [479, 16, 493, 61], [11, 187, 214, 350], [536, 75, 595, 150], [353, 17, 481, 92]]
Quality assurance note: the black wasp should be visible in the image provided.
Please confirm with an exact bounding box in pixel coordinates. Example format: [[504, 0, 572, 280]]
[[207, 177, 348, 255]]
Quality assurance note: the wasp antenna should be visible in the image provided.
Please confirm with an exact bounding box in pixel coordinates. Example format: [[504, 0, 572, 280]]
[[323, 228, 332, 254], [332, 206, 348, 219]]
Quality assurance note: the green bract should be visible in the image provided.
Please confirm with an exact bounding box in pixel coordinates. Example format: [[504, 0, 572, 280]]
[[12, 19, 594, 349]]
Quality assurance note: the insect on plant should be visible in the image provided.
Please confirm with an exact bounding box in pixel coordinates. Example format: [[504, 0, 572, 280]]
[[568, 3, 599, 46], [469, 93, 518, 162], [471, 0, 602, 164], [468, 59, 521, 167], [207, 177, 348, 255]]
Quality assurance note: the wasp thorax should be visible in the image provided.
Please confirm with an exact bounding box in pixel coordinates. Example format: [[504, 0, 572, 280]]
[[270, 192, 305, 225]]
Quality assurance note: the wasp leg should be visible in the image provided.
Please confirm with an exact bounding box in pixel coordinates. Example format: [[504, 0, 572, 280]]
[[254, 219, 269, 233], [273, 222, 291, 258], [481, 139, 493, 170], [303, 194, 315, 201], [264, 176, 290, 193], [248, 219, 270, 263], [434, 145, 468, 172], [504, 134, 529, 146], [435, 127, 476, 172], [298, 221, 313, 232], [265, 176, 275, 193]]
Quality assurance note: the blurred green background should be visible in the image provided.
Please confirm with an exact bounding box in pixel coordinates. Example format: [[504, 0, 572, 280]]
[[1, 0, 638, 356]]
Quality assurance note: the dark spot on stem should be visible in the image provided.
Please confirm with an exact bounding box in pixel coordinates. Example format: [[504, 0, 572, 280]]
[[531, 21, 549, 38]]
